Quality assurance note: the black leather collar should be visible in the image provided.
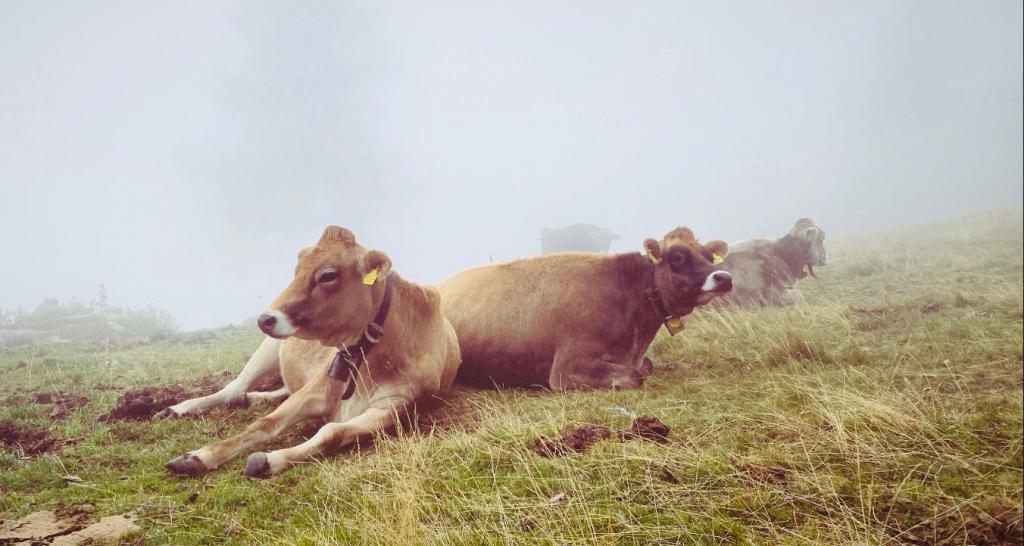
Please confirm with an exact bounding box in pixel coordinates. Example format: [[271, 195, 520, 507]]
[[643, 256, 685, 335], [325, 273, 394, 400]]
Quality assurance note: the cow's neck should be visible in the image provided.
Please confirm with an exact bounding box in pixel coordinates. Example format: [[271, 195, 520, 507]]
[[773, 236, 809, 280], [616, 253, 679, 339], [323, 275, 397, 400]]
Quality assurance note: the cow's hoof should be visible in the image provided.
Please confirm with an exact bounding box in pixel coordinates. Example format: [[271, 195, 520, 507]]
[[639, 357, 655, 377], [166, 453, 209, 476], [153, 407, 180, 420], [613, 370, 645, 391], [244, 452, 272, 479]]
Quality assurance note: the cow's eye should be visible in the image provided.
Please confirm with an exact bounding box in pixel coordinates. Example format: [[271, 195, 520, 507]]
[[317, 269, 339, 283]]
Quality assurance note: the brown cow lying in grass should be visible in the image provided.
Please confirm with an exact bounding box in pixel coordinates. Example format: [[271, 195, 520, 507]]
[[439, 227, 732, 390], [163, 226, 461, 478], [716, 218, 827, 307]]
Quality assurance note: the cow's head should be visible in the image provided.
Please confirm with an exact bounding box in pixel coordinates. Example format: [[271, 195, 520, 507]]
[[643, 227, 732, 316], [780, 218, 827, 277], [257, 226, 391, 346]]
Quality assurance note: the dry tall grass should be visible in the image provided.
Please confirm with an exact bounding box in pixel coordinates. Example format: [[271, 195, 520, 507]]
[[1, 210, 1020, 545]]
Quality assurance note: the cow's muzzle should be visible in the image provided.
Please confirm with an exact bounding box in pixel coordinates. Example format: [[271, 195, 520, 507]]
[[702, 270, 733, 293], [258, 310, 297, 338]]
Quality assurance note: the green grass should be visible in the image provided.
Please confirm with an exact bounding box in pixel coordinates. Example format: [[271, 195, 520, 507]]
[[2, 210, 1021, 545]]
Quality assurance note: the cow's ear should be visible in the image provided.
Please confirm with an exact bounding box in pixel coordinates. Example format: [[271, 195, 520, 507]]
[[643, 238, 663, 262], [705, 240, 729, 260], [361, 250, 392, 285], [297, 246, 313, 260]]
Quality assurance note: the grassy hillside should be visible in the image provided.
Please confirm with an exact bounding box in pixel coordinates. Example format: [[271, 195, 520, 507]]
[[1, 210, 1021, 545]]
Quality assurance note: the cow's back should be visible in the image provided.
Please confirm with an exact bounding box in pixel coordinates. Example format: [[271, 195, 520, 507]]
[[438, 253, 637, 386], [716, 247, 790, 307]]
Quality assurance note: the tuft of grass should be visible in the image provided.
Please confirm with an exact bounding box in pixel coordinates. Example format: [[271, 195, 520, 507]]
[[1, 209, 1021, 544]]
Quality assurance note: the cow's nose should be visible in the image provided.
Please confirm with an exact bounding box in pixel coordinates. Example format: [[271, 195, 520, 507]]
[[257, 313, 277, 334], [712, 271, 732, 291]]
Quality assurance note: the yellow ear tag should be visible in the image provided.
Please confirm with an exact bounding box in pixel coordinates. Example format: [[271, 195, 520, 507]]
[[713, 254, 724, 265], [665, 316, 685, 336], [362, 268, 379, 285], [647, 250, 661, 264], [802, 264, 810, 274]]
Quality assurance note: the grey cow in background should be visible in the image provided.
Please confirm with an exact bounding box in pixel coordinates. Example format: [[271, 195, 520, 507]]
[[716, 218, 827, 307], [541, 223, 621, 254]]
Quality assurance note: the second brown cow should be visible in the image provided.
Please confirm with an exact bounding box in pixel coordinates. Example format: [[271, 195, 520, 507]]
[[439, 227, 732, 390]]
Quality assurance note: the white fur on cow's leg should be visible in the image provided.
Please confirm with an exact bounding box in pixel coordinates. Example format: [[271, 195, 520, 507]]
[[155, 337, 282, 419], [246, 406, 398, 478], [166, 375, 332, 475], [549, 351, 645, 391], [782, 288, 805, 305], [245, 385, 291, 407]]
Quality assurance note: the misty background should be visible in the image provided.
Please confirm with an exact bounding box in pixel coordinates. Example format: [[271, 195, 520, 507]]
[[1, 1, 1021, 330]]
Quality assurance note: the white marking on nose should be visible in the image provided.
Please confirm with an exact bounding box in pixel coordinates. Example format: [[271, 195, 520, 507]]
[[702, 270, 732, 292], [265, 309, 297, 337]]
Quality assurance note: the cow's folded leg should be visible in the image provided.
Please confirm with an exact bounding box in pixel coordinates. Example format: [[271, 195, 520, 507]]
[[245, 405, 399, 478], [245, 385, 291, 407], [549, 353, 644, 391], [639, 356, 655, 377], [782, 288, 805, 305], [156, 336, 283, 419], [166, 375, 331, 476]]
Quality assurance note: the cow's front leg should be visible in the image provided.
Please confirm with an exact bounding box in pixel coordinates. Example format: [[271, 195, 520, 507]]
[[549, 346, 645, 391], [244, 385, 290, 407], [165, 374, 336, 476], [781, 287, 805, 305], [244, 402, 405, 478], [156, 336, 283, 419]]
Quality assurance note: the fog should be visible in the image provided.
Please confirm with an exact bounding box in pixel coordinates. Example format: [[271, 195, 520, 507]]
[[1, 1, 1021, 330]]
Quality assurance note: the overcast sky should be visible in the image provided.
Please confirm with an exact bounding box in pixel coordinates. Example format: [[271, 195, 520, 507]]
[[1, 1, 1021, 329]]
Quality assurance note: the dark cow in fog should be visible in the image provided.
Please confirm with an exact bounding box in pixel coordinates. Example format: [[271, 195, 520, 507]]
[[440, 227, 732, 391], [541, 223, 621, 254], [717, 218, 827, 307]]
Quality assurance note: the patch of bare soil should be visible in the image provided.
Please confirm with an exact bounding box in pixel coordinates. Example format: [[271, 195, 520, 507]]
[[533, 416, 671, 458], [731, 458, 789, 485], [0, 504, 138, 545], [2, 391, 90, 421], [872, 491, 1023, 545], [99, 385, 190, 422], [98, 372, 247, 422], [907, 507, 1024, 545], [250, 373, 284, 392], [0, 421, 63, 456], [875, 493, 1023, 546], [534, 425, 612, 457], [37, 392, 91, 420], [621, 416, 672, 443], [853, 306, 890, 316], [853, 303, 945, 316]]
